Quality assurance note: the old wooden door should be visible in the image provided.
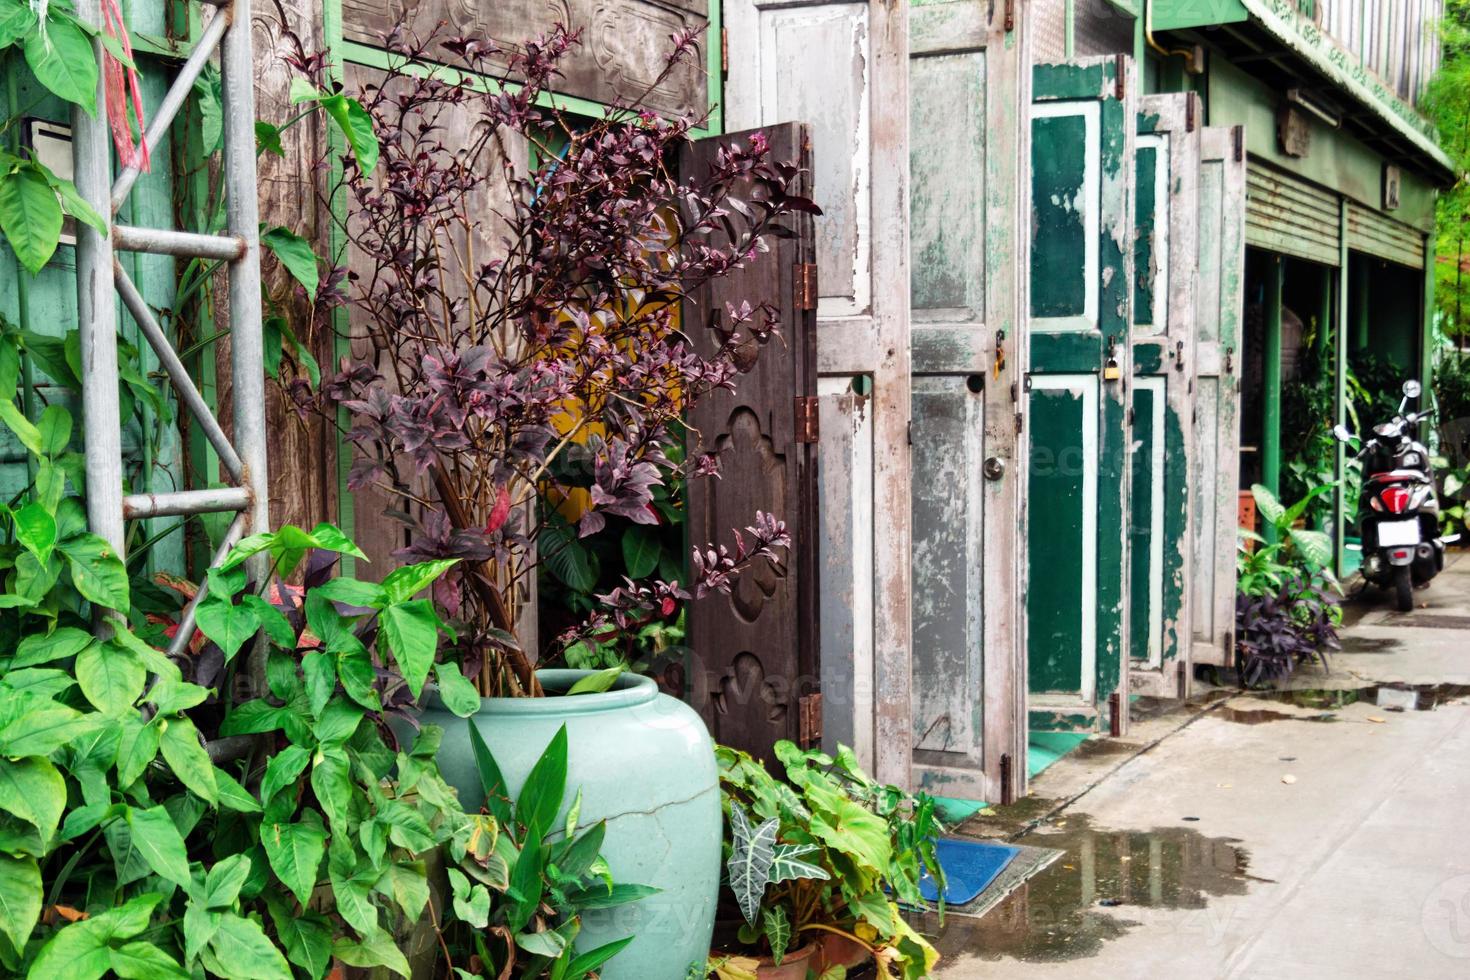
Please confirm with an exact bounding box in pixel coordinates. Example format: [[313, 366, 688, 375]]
[[907, 0, 1029, 803], [1128, 93, 1200, 699], [723, 0, 913, 785], [682, 124, 820, 760], [1026, 58, 1135, 734], [1190, 126, 1247, 668]]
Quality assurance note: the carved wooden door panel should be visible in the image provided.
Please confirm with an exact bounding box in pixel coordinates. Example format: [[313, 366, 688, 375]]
[[1129, 93, 1200, 699], [680, 123, 819, 761]]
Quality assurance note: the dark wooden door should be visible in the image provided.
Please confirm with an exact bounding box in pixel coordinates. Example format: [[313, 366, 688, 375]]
[[680, 123, 819, 761]]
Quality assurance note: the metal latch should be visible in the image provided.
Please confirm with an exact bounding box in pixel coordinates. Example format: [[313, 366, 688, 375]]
[[795, 396, 819, 443], [799, 693, 823, 747], [795, 263, 818, 311]]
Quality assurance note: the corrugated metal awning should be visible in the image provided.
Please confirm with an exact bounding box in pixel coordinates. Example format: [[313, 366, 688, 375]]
[[1346, 203, 1425, 270], [1245, 163, 1340, 266]]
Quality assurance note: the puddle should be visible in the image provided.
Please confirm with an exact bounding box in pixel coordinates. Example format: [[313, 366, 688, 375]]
[[930, 815, 1259, 962], [1337, 635, 1404, 653], [1250, 685, 1470, 713], [1215, 705, 1336, 725]]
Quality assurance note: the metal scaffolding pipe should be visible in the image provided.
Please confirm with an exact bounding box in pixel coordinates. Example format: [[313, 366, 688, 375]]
[[110, 5, 232, 211], [114, 224, 246, 261], [166, 513, 246, 659], [222, 0, 270, 545], [74, 0, 126, 569], [114, 264, 245, 480], [122, 486, 251, 519]]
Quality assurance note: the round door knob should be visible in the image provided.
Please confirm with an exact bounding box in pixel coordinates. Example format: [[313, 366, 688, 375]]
[[983, 456, 1006, 481]]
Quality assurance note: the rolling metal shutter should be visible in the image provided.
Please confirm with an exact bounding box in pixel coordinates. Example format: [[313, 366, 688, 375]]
[[1346, 203, 1426, 269], [1245, 162, 1341, 266]]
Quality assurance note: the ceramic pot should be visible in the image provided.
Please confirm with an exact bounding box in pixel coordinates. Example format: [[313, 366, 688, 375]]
[[741, 941, 820, 980], [421, 669, 720, 980]]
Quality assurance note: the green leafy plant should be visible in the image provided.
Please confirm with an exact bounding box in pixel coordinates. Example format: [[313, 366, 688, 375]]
[[453, 723, 657, 976], [1245, 483, 1338, 581], [716, 742, 942, 979]]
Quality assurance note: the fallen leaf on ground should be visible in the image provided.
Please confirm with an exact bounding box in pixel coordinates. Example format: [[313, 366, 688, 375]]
[[1367, 716, 1387, 724]]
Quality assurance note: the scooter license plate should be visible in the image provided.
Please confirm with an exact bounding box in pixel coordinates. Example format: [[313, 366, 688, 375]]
[[1378, 520, 1421, 547]]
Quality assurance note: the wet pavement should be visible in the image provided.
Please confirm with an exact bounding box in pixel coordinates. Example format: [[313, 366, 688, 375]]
[[934, 550, 1470, 978]]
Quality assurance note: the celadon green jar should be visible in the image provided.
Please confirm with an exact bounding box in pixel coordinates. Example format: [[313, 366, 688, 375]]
[[422, 669, 720, 980]]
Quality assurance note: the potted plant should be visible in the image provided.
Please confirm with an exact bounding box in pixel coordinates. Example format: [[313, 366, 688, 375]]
[[275, 22, 817, 978], [712, 743, 946, 979]]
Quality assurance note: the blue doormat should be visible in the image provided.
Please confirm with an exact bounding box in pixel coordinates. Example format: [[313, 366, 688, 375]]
[[917, 838, 1021, 905]]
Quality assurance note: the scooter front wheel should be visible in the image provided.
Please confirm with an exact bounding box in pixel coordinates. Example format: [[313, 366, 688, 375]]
[[1393, 563, 1414, 613]]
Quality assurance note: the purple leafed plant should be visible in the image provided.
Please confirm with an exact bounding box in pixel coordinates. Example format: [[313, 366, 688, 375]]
[[294, 24, 813, 695]]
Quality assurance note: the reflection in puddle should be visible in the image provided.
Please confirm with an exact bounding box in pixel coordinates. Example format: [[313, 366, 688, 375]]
[[930, 815, 1260, 962]]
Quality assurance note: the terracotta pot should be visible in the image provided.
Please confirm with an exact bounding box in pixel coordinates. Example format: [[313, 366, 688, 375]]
[[814, 930, 872, 972], [751, 940, 820, 980]]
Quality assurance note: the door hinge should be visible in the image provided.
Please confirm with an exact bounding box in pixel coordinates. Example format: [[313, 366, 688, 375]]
[[1109, 692, 1123, 737], [907, 419, 913, 446], [1127, 406, 1135, 426], [999, 753, 1014, 805], [1232, 125, 1245, 162], [721, 27, 729, 79], [798, 693, 823, 748], [795, 396, 819, 443], [795, 262, 818, 310], [1115, 54, 1127, 101], [1224, 345, 1235, 374], [1177, 660, 1188, 699], [1186, 93, 1197, 132], [1004, 0, 1015, 32]]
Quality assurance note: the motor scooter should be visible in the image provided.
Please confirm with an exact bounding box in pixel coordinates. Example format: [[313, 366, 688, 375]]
[[1332, 379, 1451, 612]]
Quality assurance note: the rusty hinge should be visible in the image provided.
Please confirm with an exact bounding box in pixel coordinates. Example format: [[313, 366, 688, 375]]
[[1186, 93, 1197, 132], [795, 262, 818, 310], [999, 753, 1014, 806], [1004, 0, 1015, 32], [1109, 692, 1123, 737], [1127, 406, 1135, 426], [721, 27, 729, 79], [1177, 660, 1188, 699], [1224, 345, 1235, 374], [795, 396, 819, 443], [1232, 124, 1245, 162], [1115, 54, 1126, 101], [798, 693, 823, 748]]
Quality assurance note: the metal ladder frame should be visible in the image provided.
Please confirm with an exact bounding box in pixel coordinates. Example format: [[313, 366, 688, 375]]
[[74, 0, 268, 652]]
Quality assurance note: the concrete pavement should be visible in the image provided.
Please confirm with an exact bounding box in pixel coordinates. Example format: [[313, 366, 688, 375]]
[[934, 550, 1470, 978]]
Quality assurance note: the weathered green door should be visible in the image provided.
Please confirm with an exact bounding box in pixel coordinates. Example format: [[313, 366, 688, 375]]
[[907, 0, 1028, 802], [1191, 127, 1247, 668], [1027, 58, 1134, 734], [1128, 93, 1199, 699]]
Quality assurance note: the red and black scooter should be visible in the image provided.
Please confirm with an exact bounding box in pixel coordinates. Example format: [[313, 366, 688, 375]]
[[1333, 379, 1452, 612]]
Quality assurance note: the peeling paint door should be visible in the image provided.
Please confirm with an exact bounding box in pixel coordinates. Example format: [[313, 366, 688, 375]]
[[1026, 58, 1135, 734], [723, 0, 913, 784], [907, 0, 1029, 803], [1128, 94, 1200, 699], [1191, 127, 1247, 668]]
